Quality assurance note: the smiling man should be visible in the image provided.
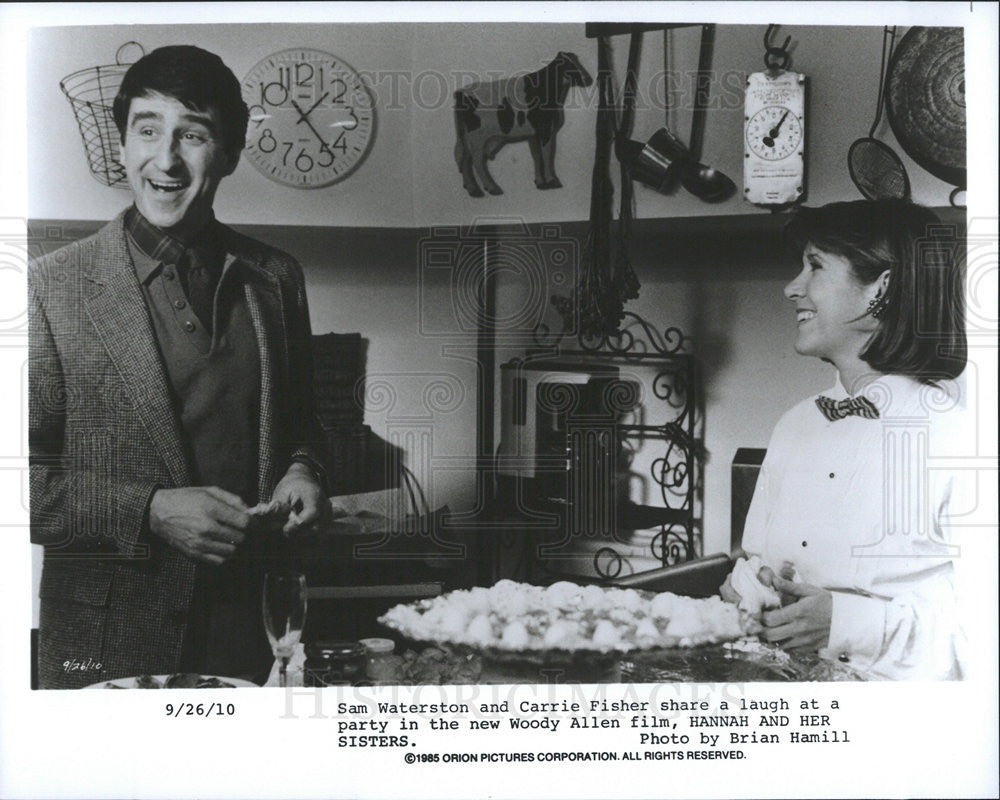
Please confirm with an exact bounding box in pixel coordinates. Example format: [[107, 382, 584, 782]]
[[29, 46, 330, 688], [121, 94, 234, 239]]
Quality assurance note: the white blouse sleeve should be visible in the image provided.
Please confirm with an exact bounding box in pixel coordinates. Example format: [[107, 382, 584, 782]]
[[826, 464, 969, 680], [827, 584, 964, 679]]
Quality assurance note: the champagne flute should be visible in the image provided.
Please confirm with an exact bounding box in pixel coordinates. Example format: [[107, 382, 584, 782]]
[[263, 572, 307, 688]]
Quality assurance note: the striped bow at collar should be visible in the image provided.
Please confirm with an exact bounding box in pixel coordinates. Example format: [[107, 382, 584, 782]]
[[815, 394, 880, 421]]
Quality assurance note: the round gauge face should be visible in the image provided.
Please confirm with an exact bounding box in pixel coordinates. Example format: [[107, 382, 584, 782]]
[[745, 106, 803, 161], [241, 48, 375, 188]]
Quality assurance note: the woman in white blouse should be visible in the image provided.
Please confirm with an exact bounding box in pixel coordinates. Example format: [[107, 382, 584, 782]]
[[723, 199, 969, 679]]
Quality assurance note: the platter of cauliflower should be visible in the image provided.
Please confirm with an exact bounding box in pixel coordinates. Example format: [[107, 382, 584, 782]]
[[379, 579, 757, 654]]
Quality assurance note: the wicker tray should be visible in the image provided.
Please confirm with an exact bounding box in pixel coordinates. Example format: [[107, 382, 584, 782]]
[[381, 634, 868, 684], [381, 630, 624, 684]]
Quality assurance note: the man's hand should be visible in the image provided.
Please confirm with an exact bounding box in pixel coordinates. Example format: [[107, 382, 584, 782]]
[[760, 576, 833, 650], [271, 462, 330, 535], [149, 487, 253, 566]]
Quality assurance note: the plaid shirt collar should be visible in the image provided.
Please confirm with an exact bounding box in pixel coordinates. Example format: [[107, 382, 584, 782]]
[[125, 205, 222, 282]]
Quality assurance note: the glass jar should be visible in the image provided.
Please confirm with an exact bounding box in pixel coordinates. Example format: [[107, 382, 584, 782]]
[[359, 637, 396, 683], [303, 640, 366, 686]]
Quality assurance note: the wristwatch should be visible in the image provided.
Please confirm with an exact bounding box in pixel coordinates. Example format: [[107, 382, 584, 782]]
[[289, 450, 330, 496]]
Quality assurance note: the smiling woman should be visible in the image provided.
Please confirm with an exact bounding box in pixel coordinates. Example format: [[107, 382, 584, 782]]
[[783, 200, 966, 386], [722, 199, 970, 680], [784, 242, 885, 387]]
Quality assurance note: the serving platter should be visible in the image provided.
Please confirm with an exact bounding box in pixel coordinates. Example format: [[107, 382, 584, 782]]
[[377, 581, 868, 684], [379, 631, 867, 684], [379, 629, 626, 684]]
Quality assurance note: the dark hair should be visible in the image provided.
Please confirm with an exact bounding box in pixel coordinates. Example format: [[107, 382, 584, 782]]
[[113, 45, 249, 154], [785, 199, 966, 383]]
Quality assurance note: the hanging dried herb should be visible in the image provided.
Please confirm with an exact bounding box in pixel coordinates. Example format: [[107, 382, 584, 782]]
[[553, 34, 640, 343]]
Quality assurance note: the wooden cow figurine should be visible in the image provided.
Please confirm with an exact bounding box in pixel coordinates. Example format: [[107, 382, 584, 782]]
[[453, 52, 593, 197]]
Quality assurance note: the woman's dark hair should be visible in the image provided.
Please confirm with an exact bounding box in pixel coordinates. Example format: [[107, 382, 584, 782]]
[[113, 45, 249, 155], [785, 199, 967, 383]]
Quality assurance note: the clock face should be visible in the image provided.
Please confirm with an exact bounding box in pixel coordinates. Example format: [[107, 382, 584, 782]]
[[241, 48, 375, 188], [745, 106, 803, 160]]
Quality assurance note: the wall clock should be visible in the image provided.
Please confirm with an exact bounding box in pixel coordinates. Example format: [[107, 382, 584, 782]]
[[743, 70, 806, 205], [241, 48, 375, 188]]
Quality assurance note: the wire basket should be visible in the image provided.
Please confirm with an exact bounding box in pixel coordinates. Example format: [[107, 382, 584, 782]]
[[59, 42, 145, 188]]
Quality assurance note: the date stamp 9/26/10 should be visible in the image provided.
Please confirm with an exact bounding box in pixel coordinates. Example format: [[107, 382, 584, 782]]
[[165, 703, 237, 718], [62, 657, 103, 675]]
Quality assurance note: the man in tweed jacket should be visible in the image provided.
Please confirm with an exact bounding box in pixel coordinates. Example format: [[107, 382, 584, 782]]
[[30, 46, 329, 688]]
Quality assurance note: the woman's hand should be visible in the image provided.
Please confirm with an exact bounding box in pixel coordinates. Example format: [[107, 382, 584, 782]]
[[719, 573, 741, 605], [760, 576, 833, 650], [757, 563, 802, 606], [757, 565, 777, 588]]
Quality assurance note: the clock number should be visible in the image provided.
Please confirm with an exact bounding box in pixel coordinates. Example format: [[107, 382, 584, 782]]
[[258, 129, 277, 154], [295, 62, 314, 89], [277, 66, 293, 92], [329, 78, 348, 104], [331, 131, 347, 154], [282, 141, 294, 166], [317, 146, 335, 168], [248, 104, 267, 130], [295, 150, 315, 173], [260, 80, 288, 107], [341, 107, 359, 131]]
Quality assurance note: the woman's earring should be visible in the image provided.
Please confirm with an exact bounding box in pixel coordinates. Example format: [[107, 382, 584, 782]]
[[867, 293, 885, 319]]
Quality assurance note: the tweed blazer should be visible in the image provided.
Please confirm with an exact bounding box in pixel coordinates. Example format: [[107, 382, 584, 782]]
[[29, 210, 326, 689]]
